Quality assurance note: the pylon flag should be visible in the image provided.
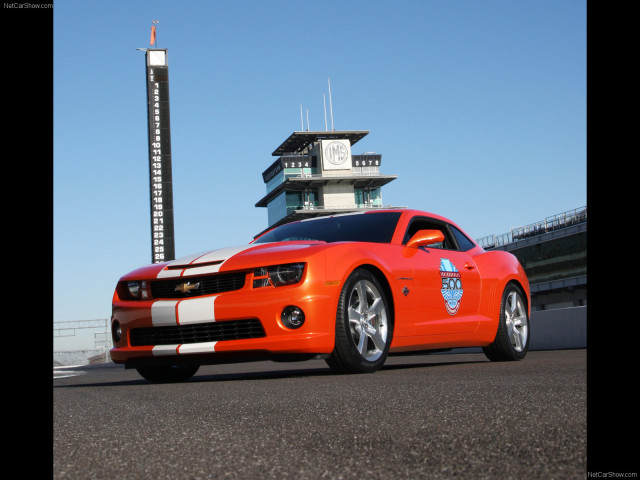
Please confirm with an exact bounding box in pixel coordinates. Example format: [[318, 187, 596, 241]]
[[150, 24, 156, 46]]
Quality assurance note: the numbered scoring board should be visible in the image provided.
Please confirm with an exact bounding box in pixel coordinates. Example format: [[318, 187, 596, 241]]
[[146, 60, 175, 264]]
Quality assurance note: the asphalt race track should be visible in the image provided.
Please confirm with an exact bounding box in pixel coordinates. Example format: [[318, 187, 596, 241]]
[[54, 350, 586, 479]]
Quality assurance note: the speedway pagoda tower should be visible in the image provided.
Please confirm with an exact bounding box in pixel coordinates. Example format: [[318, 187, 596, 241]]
[[256, 130, 399, 230]]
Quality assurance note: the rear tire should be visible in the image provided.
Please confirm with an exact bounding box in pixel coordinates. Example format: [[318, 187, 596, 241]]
[[326, 268, 393, 373], [483, 283, 529, 361], [136, 365, 199, 383]]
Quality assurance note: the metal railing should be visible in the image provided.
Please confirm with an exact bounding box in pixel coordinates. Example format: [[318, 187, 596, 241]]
[[476, 206, 587, 249], [54, 319, 109, 337], [285, 171, 387, 179], [54, 319, 112, 364], [294, 204, 401, 211]]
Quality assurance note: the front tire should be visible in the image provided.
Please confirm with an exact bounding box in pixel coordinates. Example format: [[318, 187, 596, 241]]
[[326, 269, 393, 373], [136, 365, 199, 383], [483, 283, 529, 361]]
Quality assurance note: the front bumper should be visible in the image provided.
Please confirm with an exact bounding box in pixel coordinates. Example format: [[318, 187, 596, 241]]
[[110, 276, 338, 368]]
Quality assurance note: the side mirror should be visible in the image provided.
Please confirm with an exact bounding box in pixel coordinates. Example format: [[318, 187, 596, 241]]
[[406, 229, 445, 249]]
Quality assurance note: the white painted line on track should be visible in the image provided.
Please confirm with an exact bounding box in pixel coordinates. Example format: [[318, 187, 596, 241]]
[[54, 365, 87, 379]]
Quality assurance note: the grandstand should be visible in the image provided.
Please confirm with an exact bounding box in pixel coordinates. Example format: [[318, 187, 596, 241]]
[[476, 207, 587, 311]]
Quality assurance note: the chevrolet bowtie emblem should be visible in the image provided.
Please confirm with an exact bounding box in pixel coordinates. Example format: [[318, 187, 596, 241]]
[[175, 281, 200, 293]]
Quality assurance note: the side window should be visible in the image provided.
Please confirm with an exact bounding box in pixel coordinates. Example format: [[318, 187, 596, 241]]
[[450, 225, 476, 251], [403, 218, 452, 250]]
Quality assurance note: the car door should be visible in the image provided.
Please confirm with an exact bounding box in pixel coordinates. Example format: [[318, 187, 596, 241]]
[[401, 217, 481, 336]]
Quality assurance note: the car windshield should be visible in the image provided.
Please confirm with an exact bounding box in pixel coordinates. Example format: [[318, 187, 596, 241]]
[[254, 211, 402, 244]]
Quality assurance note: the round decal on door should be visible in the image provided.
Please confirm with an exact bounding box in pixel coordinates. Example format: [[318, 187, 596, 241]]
[[440, 258, 463, 315]]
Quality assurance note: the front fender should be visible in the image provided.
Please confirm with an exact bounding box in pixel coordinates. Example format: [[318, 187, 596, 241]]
[[322, 243, 396, 287]]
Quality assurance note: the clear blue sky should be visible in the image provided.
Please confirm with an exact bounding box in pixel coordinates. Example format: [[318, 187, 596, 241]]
[[53, 0, 586, 349]]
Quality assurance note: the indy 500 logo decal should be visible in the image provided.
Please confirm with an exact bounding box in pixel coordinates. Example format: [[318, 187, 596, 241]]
[[440, 258, 463, 315]]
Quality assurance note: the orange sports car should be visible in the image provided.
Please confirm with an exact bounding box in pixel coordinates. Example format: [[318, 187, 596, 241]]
[[110, 209, 530, 382]]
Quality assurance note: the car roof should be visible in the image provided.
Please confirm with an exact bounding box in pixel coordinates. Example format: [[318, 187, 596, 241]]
[[252, 208, 464, 244]]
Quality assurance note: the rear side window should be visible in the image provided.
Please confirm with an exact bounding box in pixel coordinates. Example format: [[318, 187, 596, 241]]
[[450, 225, 475, 251]]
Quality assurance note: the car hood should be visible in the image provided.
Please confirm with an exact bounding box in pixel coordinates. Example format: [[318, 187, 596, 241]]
[[122, 241, 327, 280]]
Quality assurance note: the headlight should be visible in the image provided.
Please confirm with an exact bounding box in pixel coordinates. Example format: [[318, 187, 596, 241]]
[[127, 281, 141, 298], [117, 280, 149, 300], [253, 263, 305, 288]]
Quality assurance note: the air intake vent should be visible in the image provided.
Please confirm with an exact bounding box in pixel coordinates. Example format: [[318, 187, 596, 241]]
[[130, 319, 266, 346]]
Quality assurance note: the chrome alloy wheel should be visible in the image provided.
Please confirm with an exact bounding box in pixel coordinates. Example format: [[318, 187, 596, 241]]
[[347, 279, 389, 362], [504, 290, 528, 352]]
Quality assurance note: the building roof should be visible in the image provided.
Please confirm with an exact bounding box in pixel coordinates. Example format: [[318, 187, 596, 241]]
[[272, 130, 370, 156]]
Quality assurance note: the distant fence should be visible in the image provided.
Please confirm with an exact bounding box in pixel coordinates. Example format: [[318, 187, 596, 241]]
[[54, 319, 111, 365], [476, 206, 587, 249], [54, 349, 111, 366]]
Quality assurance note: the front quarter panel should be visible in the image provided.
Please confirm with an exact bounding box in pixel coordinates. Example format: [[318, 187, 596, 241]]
[[110, 243, 341, 366]]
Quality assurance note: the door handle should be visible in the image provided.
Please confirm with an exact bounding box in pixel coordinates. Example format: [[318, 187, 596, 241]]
[[464, 263, 476, 270]]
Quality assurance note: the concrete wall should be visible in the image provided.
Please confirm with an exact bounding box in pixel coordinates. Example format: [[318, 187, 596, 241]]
[[449, 305, 586, 354], [321, 183, 354, 207], [529, 305, 586, 350]]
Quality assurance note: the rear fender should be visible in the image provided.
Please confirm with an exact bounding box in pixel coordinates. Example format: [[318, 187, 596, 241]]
[[474, 250, 530, 318]]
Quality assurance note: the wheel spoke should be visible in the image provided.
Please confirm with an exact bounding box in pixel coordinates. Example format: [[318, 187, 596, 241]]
[[366, 297, 383, 320], [355, 282, 368, 313], [510, 327, 522, 350], [345, 279, 390, 362], [348, 307, 361, 325], [512, 316, 524, 329], [504, 290, 528, 353], [508, 292, 517, 315], [369, 328, 386, 352], [505, 317, 514, 338], [356, 328, 367, 355]]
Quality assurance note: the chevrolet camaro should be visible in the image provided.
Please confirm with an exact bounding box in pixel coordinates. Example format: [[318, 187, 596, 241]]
[[110, 209, 530, 382]]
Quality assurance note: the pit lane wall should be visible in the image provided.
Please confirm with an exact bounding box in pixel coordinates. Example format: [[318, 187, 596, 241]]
[[451, 305, 586, 354], [528, 306, 586, 350]]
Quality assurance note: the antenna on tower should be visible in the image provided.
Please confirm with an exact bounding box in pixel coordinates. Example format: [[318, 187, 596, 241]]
[[306, 109, 310, 131], [300, 105, 304, 131], [323, 94, 328, 131], [328, 78, 335, 131]]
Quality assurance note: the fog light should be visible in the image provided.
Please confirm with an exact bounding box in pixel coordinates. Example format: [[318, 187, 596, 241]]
[[112, 320, 122, 343], [281, 306, 305, 329]]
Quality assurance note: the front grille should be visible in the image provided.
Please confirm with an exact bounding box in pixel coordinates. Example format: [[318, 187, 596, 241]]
[[150, 271, 246, 299], [130, 319, 266, 347]]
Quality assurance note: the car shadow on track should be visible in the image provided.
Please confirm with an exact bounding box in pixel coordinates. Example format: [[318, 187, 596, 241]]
[[53, 354, 488, 388]]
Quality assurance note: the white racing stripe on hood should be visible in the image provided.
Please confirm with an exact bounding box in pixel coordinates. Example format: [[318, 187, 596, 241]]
[[156, 244, 255, 278]]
